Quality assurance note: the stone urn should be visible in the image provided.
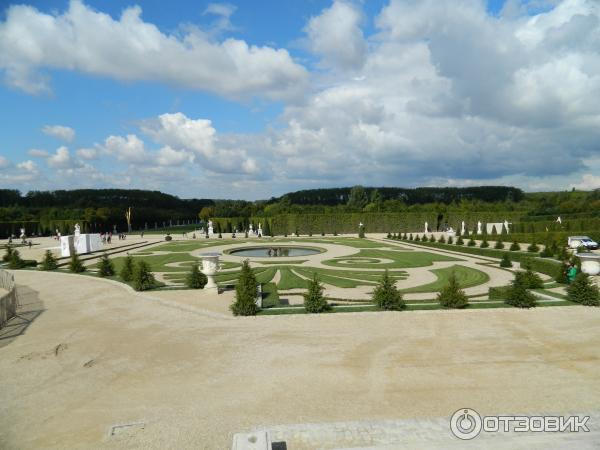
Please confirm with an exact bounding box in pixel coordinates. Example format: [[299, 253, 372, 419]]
[[578, 254, 600, 276], [200, 252, 221, 290]]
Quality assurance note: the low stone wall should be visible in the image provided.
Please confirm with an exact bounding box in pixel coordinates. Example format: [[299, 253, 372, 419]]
[[0, 269, 17, 328]]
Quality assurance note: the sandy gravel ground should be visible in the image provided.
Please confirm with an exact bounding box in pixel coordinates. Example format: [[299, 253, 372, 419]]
[[1, 270, 599, 449]]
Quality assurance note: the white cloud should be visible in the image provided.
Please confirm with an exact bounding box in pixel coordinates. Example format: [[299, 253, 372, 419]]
[[42, 125, 75, 142], [0, 156, 11, 169], [571, 173, 600, 190], [0, 0, 308, 100], [17, 160, 37, 171], [46, 146, 82, 169], [76, 147, 99, 160], [305, 1, 367, 71], [156, 146, 194, 167], [28, 148, 50, 157], [101, 134, 147, 163]]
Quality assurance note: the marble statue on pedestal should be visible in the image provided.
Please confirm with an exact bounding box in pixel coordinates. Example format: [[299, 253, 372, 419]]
[[461, 221, 466, 235], [477, 221, 482, 234]]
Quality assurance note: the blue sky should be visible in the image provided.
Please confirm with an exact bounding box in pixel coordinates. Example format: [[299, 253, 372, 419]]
[[1, 0, 599, 199]]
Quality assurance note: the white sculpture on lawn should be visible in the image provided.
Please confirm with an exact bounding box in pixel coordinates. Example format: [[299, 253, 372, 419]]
[[258, 222, 263, 236], [207, 220, 214, 236], [19, 228, 25, 239], [424, 222, 428, 233], [503, 220, 510, 233], [249, 223, 254, 234], [557, 216, 562, 224], [477, 221, 482, 234], [461, 221, 466, 235], [74, 223, 81, 236]]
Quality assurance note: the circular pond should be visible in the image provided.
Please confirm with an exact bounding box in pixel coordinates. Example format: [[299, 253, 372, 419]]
[[228, 246, 322, 258]]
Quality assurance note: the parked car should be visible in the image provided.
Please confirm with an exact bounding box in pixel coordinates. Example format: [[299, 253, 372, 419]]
[[568, 236, 599, 250]]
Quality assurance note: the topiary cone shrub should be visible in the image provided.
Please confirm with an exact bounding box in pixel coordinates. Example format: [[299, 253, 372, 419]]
[[437, 271, 468, 309], [480, 239, 489, 248], [456, 236, 464, 245], [40, 250, 59, 271], [567, 273, 599, 306], [133, 260, 157, 291], [467, 238, 476, 247], [500, 253, 513, 268], [505, 272, 537, 308], [68, 252, 86, 273], [304, 274, 330, 313], [2, 245, 14, 262], [372, 270, 405, 311], [120, 255, 135, 282], [186, 263, 207, 289], [97, 253, 115, 277], [231, 260, 258, 316], [494, 239, 504, 250], [527, 242, 540, 253], [509, 241, 521, 251], [447, 236, 453, 244]]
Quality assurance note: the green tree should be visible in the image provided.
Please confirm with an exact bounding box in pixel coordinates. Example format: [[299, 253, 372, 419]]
[[468, 238, 476, 246], [505, 272, 537, 308], [2, 245, 14, 262], [358, 224, 365, 238], [437, 271, 468, 308], [500, 253, 512, 268], [186, 263, 208, 289], [133, 260, 156, 291], [39, 250, 59, 271], [120, 255, 135, 282], [7, 249, 26, 269], [527, 242, 540, 253], [68, 252, 85, 273], [347, 185, 368, 210], [231, 260, 258, 316], [567, 273, 600, 306], [373, 270, 405, 310], [480, 238, 489, 248], [509, 241, 521, 251], [494, 239, 504, 249], [97, 253, 115, 277], [520, 261, 544, 288], [304, 274, 329, 313], [456, 236, 464, 245]]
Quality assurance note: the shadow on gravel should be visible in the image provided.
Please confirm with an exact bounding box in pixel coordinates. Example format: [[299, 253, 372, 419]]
[[0, 285, 45, 348]]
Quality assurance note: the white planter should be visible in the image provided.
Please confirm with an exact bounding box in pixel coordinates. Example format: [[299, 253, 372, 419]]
[[578, 254, 600, 276], [200, 253, 221, 289]]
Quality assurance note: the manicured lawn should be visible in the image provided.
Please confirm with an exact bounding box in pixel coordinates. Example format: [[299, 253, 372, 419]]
[[322, 249, 460, 268], [401, 265, 490, 293], [150, 240, 236, 253], [277, 267, 310, 289], [111, 253, 196, 273]]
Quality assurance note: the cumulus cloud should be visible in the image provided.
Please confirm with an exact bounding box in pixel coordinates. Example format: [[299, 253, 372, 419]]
[[46, 146, 83, 169], [305, 1, 367, 71], [17, 160, 37, 171], [0, 156, 11, 169], [76, 147, 99, 160], [101, 134, 148, 163], [571, 174, 600, 190], [0, 0, 308, 100], [42, 125, 75, 142]]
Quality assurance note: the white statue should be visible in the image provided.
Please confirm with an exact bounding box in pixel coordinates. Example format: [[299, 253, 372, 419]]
[[74, 223, 81, 236], [258, 222, 263, 236], [207, 220, 214, 236], [557, 216, 562, 224], [461, 221, 466, 235], [249, 223, 254, 233], [477, 221, 482, 234], [19, 228, 25, 239], [503, 220, 509, 233], [424, 222, 428, 233]]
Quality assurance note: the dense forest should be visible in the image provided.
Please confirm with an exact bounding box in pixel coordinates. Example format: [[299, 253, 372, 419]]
[[0, 186, 598, 237]]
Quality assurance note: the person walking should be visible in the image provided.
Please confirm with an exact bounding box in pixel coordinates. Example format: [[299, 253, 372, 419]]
[[567, 263, 577, 284]]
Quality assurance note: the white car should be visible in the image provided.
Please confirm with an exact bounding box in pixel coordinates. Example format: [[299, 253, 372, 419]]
[[568, 236, 599, 250]]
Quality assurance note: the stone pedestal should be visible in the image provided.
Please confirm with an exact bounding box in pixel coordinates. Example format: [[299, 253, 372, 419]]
[[200, 253, 220, 290], [578, 254, 600, 276], [60, 234, 103, 257]]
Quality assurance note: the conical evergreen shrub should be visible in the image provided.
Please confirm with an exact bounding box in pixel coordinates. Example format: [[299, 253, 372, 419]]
[[304, 274, 329, 313], [567, 273, 600, 306], [68, 252, 85, 273], [97, 253, 115, 277], [40, 250, 59, 271], [437, 271, 468, 308], [372, 270, 405, 311], [133, 260, 156, 291], [120, 255, 135, 282], [505, 272, 537, 308], [231, 260, 258, 316], [186, 263, 207, 289], [494, 239, 504, 249], [500, 253, 512, 268]]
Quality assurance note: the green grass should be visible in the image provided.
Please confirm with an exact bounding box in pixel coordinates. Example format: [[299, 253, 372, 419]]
[[401, 265, 490, 294], [111, 253, 196, 273], [277, 268, 310, 289], [323, 249, 460, 269], [258, 259, 308, 265], [150, 240, 235, 252], [261, 282, 280, 307]]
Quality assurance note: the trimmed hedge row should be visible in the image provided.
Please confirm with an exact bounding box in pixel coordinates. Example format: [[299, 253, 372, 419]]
[[511, 218, 600, 234], [400, 239, 562, 278], [0, 220, 88, 238]]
